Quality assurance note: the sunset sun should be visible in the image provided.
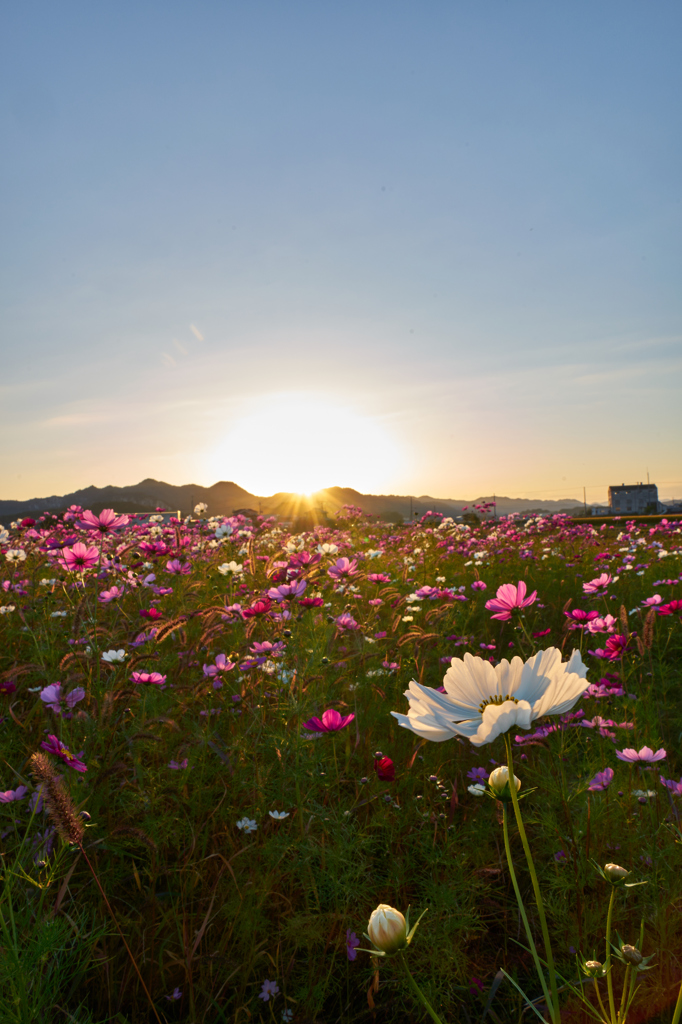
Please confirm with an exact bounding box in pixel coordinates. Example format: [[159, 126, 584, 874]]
[[203, 392, 403, 496]]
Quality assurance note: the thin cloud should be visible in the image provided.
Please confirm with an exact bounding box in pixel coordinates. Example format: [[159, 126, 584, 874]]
[[162, 353, 177, 368], [173, 338, 188, 355], [189, 324, 204, 341]]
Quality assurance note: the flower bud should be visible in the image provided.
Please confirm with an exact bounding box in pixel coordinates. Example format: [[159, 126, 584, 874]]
[[367, 905, 407, 954], [488, 766, 521, 801], [604, 863, 630, 882], [583, 960, 604, 977], [621, 944, 642, 965]]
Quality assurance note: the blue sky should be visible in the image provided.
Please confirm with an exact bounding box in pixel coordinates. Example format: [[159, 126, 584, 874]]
[[1, 1, 681, 503]]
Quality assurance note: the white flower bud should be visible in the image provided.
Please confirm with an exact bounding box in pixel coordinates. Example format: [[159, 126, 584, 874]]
[[604, 863, 630, 882], [488, 766, 521, 801], [367, 905, 407, 954]]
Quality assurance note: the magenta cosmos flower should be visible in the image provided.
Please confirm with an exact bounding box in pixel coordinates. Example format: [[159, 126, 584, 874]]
[[587, 767, 614, 792], [302, 708, 355, 732], [616, 745, 666, 764], [130, 671, 167, 686], [59, 542, 100, 571], [327, 557, 359, 581], [484, 580, 537, 621], [40, 734, 87, 772], [79, 508, 129, 534]]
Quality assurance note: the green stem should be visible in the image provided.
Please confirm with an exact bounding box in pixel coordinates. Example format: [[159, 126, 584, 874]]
[[616, 963, 630, 1024], [400, 955, 446, 1024], [502, 805, 552, 1012], [605, 886, 617, 1024], [592, 977, 610, 1024], [505, 735, 560, 1024]]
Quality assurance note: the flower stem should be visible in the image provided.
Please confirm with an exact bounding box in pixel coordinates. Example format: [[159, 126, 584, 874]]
[[593, 977, 610, 1024], [504, 735, 560, 1024], [502, 805, 553, 1013], [671, 972, 682, 1024], [605, 886, 617, 1024], [400, 955, 446, 1024]]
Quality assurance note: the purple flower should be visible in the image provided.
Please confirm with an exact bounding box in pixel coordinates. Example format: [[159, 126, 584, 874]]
[[587, 767, 615, 792], [335, 612, 359, 631], [165, 559, 191, 575], [346, 929, 360, 961], [660, 776, 682, 796], [165, 988, 182, 1002], [302, 708, 355, 733], [467, 767, 488, 783], [267, 580, 307, 601], [0, 785, 28, 803], [258, 979, 280, 1002], [39, 682, 85, 716], [202, 653, 236, 678], [616, 746, 666, 764], [169, 759, 189, 770]]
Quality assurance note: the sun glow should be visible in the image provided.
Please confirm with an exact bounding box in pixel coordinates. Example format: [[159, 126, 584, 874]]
[[203, 392, 403, 496]]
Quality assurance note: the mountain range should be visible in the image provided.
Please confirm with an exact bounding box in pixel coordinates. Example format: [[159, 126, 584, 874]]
[[0, 478, 585, 523]]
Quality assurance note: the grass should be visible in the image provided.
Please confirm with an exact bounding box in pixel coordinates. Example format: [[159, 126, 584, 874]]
[[0, 506, 681, 1023]]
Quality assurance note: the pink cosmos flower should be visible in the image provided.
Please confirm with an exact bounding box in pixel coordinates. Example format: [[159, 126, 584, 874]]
[[203, 653, 236, 678], [484, 580, 537, 621], [299, 596, 324, 608], [642, 595, 662, 606], [40, 682, 86, 715], [616, 745, 666, 764], [471, 581, 487, 591], [130, 671, 167, 686], [583, 573, 612, 594], [565, 609, 601, 630], [169, 758, 189, 770], [59, 542, 100, 571], [658, 599, 682, 616], [79, 509, 129, 534], [327, 557, 359, 581], [165, 559, 191, 574], [40, 734, 87, 772], [335, 612, 359, 631], [302, 708, 355, 732], [585, 615, 618, 635], [587, 767, 615, 791], [98, 585, 126, 603], [0, 785, 28, 803], [367, 573, 391, 584], [589, 635, 630, 661], [267, 579, 307, 602], [242, 597, 272, 619], [250, 640, 285, 657]]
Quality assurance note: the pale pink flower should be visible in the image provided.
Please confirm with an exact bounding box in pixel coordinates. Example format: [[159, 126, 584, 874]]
[[583, 573, 612, 594], [40, 682, 85, 715], [616, 745, 666, 764], [327, 557, 358, 581], [484, 580, 537, 621], [165, 559, 191, 574], [98, 585, 126, 603]]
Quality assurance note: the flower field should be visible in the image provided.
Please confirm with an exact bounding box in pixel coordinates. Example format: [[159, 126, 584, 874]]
[[1, 504, 682, 1023]]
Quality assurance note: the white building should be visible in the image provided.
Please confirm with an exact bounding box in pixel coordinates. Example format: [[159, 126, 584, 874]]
[[608, 483, 659, 515]]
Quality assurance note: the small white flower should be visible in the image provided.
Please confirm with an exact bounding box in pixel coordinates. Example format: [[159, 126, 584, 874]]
[[102, 649, 127, 664], [39, 578, 57, 587], [0, 605, 16, 614], [194, 502, 208, 515], [317, 542, 338, 555], [366, 549, 383, 558], [0, 528, 10, 544], [468, 783, 487, 797], [217, 561, 243, 575], [5, 549, 27, 563], [50, 611, 67, 618], [401, 615, 414, 622], [236, 817, 258, 833], [268, 810, 290, 820]]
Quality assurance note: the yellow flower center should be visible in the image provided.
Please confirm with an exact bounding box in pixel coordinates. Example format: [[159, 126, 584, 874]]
[[478, 694, 519, 713]]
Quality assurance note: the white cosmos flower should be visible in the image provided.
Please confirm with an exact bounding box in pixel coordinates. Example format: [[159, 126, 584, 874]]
[[391, 648, 588, 747], [102, 649, 127, 664], [268, 810, 290, 820]]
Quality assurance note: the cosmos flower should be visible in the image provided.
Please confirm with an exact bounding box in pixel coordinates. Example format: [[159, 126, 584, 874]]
[[40, 735, 87, 772], [39, 682, 86, 715], [374, 756, 395, 781], [484, 581, 537, 621], [258, 980, 280, 1002], [391, 648, 588, 747], [302, 708, 355, 732], [346, 929, 360, 961], [59, 542, 100, 571], [79, 509, 129, 534], [587, 767, 615, 791], [130, 671, 167, 686], [583, 573, 612, 594], [268, 810, 290, 820], [236, 817, 258, 833], [616, 746, 666, 764]]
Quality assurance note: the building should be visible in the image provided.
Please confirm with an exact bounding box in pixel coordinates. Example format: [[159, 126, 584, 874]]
[[608, 483, 658, 515]]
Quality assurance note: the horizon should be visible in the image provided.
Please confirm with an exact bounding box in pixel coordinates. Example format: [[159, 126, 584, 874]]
[[2, 2, 681, 502], [2, 475, 681, 509]]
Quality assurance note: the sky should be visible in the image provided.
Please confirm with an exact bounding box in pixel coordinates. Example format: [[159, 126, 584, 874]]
[[1, 0, 681, 505]]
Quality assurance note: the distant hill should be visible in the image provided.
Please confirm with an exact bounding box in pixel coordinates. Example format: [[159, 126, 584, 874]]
[[0, 478, 584, 523]]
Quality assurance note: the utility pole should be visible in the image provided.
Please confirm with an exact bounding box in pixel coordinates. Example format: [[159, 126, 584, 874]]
[[583, 486, 587, 514]]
